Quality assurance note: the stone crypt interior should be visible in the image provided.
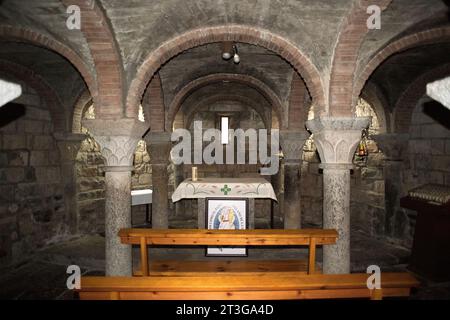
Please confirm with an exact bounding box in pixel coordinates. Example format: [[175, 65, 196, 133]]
[[0, 0, 449, 300]]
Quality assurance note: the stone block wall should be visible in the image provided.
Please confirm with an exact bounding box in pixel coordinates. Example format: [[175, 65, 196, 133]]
[[0, 82, 66, 267], [396, 96, 450, 248], [350, 140, 386, 237], [301, 138, 323, 227]]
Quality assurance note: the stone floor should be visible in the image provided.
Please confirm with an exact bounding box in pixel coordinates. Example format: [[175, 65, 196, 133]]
[[0, 232, 448, 300]]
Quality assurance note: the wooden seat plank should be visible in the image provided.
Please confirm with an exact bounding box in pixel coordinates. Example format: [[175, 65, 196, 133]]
[[80, 273, 419, 291], [78, 272, 419, 300], [133, 259, 318, 277]]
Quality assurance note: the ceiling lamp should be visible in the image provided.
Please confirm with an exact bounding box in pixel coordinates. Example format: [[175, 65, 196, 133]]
[[233, 45, 240, 64], [221, 42, 240, 64], [222, 42, 233, 60]]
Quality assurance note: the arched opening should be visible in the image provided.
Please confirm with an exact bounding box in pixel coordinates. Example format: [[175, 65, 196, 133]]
[[74, 103, 152, 233]]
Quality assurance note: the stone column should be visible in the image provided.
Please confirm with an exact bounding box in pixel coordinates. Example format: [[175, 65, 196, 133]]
[[54, 132, 85, 234], [145, 132, 172, 229], [83, 119, 147, 276], [280, 131, 309, 229], [373, 133, 409, 237], [306, 117, 370, 274]]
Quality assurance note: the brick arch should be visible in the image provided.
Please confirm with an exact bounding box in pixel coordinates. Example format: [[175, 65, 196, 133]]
[[394, 63, 450, 133], [126, 25, 325, 119], [0, 60, 67, 132], [183, 94, 272, 130], [166, 73, 286, 131], [353, 26, 450, 103], [72, 90, 93, 134], [329, 0, 392, 116], [61, 0, 124, 119], [0, 25, 97, 101]]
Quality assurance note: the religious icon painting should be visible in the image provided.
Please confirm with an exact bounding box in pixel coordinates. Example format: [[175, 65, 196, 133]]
[[206, 198, 248, 256]]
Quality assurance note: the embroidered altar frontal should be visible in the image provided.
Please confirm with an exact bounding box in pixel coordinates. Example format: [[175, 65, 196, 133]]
[[172, 178, 277, 202]]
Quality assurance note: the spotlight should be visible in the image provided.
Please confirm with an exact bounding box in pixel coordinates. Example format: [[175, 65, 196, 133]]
[[233, 53, 240, 64], [221, 42, 233, 60], [232, 45, 240, 64], [222, 52, 232, 60]]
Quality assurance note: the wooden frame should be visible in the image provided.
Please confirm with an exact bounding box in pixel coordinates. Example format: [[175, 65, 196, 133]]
[[205, 198, 249, 257]]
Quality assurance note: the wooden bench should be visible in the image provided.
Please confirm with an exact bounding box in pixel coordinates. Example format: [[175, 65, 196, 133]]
[[119, 228, 338, 276], [77, 272, 419, 300]]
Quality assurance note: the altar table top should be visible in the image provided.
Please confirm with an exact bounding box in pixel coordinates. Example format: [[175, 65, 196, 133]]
[[172, 178, 277, 202]]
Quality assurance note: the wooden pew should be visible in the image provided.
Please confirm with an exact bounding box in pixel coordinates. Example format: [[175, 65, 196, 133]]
[[77, 272, 419, 300], [119, 228, 338, 276]]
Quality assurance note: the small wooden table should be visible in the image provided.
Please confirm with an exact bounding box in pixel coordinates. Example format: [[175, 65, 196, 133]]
[[119, 228, 338, 276]]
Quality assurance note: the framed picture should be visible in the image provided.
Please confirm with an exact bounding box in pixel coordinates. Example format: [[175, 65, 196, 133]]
[[205, 198, 248, 256]]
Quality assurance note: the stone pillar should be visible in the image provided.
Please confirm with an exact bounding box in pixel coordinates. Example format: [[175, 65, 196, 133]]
[[174, 163, 185, 219], [280, 131, 309, 229], [306, 117, 370, 274], [54, 132, 85, 234], [83, 119, 147, 276], [373, 133, 409, 237], [145, 132, 172, 229]]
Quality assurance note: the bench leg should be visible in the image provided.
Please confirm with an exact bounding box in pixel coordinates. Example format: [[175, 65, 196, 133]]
[[308, 238, 316, 274], [140, 237, 149, 276], [370, 289, 383, 300]]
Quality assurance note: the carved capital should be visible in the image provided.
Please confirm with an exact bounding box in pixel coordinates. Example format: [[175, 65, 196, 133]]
[[54, 132, 86, 163], [306, 117, 370, 165], [372, 133, 409, 161], [144, 131, 172, 165], [83, 119, 148, 167], [280, 130, 310, 162]]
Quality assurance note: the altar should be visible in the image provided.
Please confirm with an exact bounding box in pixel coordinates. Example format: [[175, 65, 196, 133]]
[[172, 177, 277, 229]]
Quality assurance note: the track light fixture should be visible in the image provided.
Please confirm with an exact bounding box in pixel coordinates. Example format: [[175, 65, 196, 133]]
[[221, 42, 240, 64]]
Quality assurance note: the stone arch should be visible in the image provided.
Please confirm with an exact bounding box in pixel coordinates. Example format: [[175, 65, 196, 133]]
[[353, 26, 450, 102], [126, 25, 325, 119], [0, 25, 98, 101], [166, 73, 285, 131], [182, 94, 271, 130], [72, 90, 93, 134], [0, 60, 67, 132], [360, 82, 389, 133], [394, 63, 450, 133]]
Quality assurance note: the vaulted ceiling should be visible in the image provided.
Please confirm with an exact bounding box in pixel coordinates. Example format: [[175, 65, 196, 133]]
[[0, 0, 448, 131]]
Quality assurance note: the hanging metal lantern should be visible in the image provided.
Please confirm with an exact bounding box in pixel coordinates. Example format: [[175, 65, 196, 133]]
[[354, 129, 369, 165]]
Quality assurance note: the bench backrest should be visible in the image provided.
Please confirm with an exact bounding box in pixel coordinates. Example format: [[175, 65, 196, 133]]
[[119, 228, 338, 246]]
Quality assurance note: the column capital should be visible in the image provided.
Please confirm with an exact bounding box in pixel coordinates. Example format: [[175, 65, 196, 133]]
[[306, 117, 370, 166], [83, 119, 148, 168], [144, 131, 172, 165], [280, 130, 310, 162], [54, 132, 86, 163], [372, 133, 409, 161]]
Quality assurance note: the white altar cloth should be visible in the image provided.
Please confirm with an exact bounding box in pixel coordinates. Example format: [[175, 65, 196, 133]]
[[172, 177, 277, 202]]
